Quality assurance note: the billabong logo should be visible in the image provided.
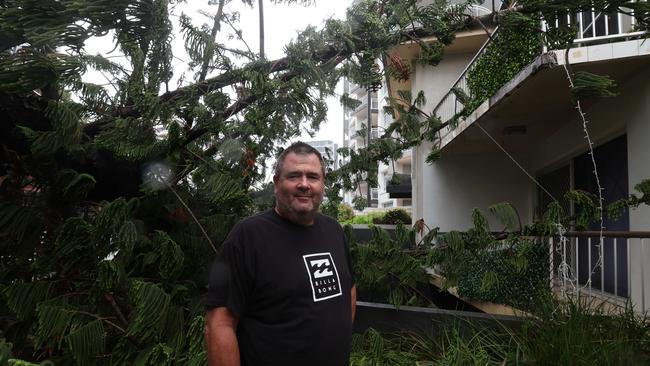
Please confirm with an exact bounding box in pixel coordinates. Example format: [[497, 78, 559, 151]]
[[310, 259, 334, 278], [303, 252, 342, 302]]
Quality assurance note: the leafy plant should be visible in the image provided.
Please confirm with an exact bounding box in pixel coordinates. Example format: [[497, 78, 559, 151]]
[[380, 209, 412, 225], [350, 298, 650, 365], [465, 13, 541, 116], [348, 225, 432, 307], [337, 203, 355, 222]]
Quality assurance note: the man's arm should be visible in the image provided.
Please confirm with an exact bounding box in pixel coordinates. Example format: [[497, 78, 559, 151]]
[[351, 285, 357, 322], [205, 307, 240, 366]]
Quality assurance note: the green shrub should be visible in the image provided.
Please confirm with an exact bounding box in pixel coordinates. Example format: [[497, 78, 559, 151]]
[[381, 209, 412, 225], [337, 203, 355, 222], [350, 300, 650, 365], [346, 212, 384, 225]]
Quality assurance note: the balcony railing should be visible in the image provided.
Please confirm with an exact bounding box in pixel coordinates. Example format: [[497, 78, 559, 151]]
[[549, 231, 650, 313], [432, 5, 645, 143], [354, 96, 379, 113], [370, 127, 379, 140], [542, 5, 646, 46], [429, 230, 650, 314], [347, 118, 357, 133]]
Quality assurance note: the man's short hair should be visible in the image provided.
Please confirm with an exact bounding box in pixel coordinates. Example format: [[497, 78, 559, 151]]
[[274, 141, 326, 179]]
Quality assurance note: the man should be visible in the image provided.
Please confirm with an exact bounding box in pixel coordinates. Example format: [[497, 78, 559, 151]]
[[205, 142, 356, 366]]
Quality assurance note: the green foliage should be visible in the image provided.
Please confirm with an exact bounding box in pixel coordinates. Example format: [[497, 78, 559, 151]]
[[352, 195, 369, 211], [181, 315, 207, 366], [349, 226, 431, 307], [428, 208, 551, 309], [571, 71, 618, 100], [65, 320, 106, 366], [2, 0, 644, 364], [337, 203, 355, 222], [0, 202, 39, 246], [465, 13, 541, 116], [608, 178, 650, 220], [350, 299, 650, 365], [488, 202, 521, 232], [456, 238, 549, 311], [350, 328, 419, 366], [127, 281, 171, 341], [1, 338, 53, 366], [2, 282, 53, 321], [512, 300, 650, 365], [342, 211, 384, 225], [380, 209, 412, 225], [35, 305, 74, 349], [566, 189, 600, 230], [153, 231, 184, 281]]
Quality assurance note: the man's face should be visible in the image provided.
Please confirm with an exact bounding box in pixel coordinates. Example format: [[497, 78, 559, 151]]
[[273, 152, 324, 225]]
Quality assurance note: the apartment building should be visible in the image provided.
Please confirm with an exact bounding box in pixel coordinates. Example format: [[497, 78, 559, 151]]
[[341, 77, 413, 211], [388, 3, 650, 312], [305, 139, 339, 171]]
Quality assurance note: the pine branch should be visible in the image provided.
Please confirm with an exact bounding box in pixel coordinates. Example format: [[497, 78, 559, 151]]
[[199, 0, 226, 82]]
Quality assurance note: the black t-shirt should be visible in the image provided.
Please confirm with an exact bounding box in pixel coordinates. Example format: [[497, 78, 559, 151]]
[[206, 209, 355, 366]]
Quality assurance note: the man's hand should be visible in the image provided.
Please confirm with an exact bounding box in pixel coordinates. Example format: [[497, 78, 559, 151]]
[[205, 307, 240, 366]]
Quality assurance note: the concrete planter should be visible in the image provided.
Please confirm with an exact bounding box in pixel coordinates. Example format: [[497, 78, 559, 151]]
[[354, 301, 523, 338]]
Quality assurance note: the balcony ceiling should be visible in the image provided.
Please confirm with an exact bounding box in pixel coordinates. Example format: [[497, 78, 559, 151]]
[[393, 28, 491, 60], [442, 54, 650, 155]]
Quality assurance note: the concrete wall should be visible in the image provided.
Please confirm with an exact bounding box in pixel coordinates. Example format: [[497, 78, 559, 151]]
[[413, 52, 476, 113], [411, 52, 477, 224], [418, 152, 534, 231], [623, 69, 650, 312]]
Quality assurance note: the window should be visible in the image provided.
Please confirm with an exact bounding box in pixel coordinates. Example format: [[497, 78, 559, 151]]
[[538, 135, 629, 298], [382, 201, 394, 208]]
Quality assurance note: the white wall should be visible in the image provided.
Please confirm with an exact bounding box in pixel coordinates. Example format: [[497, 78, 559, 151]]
[[411, 52, 477, 224], [624, 69, 650, 312], [413, 52, 476, 113], [419, 152, 535, 231]]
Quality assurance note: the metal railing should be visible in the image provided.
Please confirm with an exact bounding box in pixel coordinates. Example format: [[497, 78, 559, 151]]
[[542, 3, 647, 49], [549, 231, 650, 313], [347, 117, 357, 133], [431, 5, 645, 143], [354, 96, 379, 113], [427, 230, 650, 314], [371, 127, 379, 140]]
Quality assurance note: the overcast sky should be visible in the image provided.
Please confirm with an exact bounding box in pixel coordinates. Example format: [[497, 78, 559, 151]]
[[184, 0, 350, 146], [230, 0, 349, 147], [84, 0, 351, 146]]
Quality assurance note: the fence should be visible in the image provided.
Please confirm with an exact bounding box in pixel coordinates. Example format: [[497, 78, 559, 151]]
[[549, 231, 650, 314]]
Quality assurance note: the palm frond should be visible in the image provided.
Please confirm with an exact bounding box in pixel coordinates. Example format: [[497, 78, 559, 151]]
[[154, 230, 184, 280], [65, 319, 106, 366], [183, 315, 207, 366], [132, 343, 174, 366], [202, 173, 247, 205], [163, 305, 185, 353], [489, 202, 521, 232], [0, 202, 39, 245], [35, 304, 74, 349], [2, 281, 53, 321], [127, 280, 171, 341]]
